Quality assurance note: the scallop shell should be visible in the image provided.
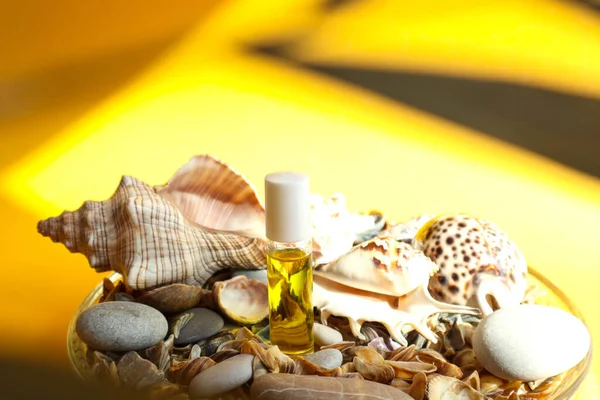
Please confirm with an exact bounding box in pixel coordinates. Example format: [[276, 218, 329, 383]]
[[213, 276, 268, 325], [413, 214, 528, 316], [315, 236, 438, 297], [37, 156, 267, 289]]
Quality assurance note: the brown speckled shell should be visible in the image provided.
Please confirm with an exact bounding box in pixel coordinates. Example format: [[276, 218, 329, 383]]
[[413, 214, 527, 309]]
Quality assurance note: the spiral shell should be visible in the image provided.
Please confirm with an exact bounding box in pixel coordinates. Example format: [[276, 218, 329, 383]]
[[37, 156, 267, 290]]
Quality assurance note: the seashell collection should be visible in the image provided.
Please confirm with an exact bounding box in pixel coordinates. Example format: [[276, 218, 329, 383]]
[[39, 155, 591, 399]]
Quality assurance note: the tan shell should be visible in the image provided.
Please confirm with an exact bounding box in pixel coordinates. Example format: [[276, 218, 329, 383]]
[[315, 236, 438, 296], [353, 357, 395, 384], [427, 375, 487, 400], [37, 156, 267, 289], [213, 276, 268, 325], [169, 356, 216, 386], [384, 360, 437, 379], [136, 284, 208, 314], [117, 351, 165, 391], [90, 351, 119, 387], [408, 372, 428, 400]]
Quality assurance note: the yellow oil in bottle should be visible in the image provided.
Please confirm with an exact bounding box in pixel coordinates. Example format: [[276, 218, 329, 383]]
[[266, 248, 314, 355]]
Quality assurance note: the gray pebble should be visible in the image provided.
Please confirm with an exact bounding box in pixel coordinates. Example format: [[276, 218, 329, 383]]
[[76, 302, 167, 352], [313, 322, 343, 346], [232, 269, 267, 284], [172, 308, 224, 346], [304, 349, 343, 370], [189, 353, 254, 399]]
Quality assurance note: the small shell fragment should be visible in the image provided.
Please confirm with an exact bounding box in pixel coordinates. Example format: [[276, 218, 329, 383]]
[[427, 375, 487, 400], [213, 276, 268, 325], [353, 357, 395, 384]]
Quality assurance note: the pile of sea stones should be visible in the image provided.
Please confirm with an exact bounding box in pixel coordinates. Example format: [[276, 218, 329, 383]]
[[74, 271, 590, 400]]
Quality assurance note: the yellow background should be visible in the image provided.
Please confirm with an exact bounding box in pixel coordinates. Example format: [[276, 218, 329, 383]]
[[0, 0, 599, 397]]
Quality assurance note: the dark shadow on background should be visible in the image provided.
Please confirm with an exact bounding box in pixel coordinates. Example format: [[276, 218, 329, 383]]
[[0, 359, 145, 400], [250, 43, 600, 177]]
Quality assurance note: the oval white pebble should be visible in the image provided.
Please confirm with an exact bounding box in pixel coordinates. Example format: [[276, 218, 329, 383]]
[[189, 353, 254, 399], [473, 304, 590, 381], [313, 322, 343, 346]]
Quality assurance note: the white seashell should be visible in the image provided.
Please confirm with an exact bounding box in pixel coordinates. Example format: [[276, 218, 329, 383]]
[[413, 214, 527, 316], [37, 156, 267, 289], [312, 275, 478, 346], [315, 236, 438, 297]]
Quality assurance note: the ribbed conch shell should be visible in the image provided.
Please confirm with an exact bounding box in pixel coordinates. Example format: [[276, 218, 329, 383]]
[[413, 214, 528, 316], [213, 275, 268, 324], [313, 236, 479, 345], [37, 155, 267, 289]]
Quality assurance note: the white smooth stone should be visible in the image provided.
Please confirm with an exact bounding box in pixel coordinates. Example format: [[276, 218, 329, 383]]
[[313, 322, 343, 346], [189, 354, 254, 399], [473, 304, 590, 381]]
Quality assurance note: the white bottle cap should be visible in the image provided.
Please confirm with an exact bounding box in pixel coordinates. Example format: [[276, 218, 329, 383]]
[[265, 172, 311, 243]]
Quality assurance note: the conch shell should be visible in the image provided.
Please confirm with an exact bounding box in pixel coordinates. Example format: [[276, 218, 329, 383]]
[[413, 214, 527, 315], [313, 236, 478, 345], [37, 155, 267, 289]]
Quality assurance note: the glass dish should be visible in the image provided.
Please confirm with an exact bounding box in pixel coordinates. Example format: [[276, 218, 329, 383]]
[[67, 267, 592, 399]]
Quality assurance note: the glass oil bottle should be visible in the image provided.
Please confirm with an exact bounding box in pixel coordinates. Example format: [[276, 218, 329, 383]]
[[265, 172, 314, 356]]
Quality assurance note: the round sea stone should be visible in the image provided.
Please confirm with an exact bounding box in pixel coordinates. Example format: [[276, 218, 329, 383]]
[[189, 353, 254, 399], [173, 308, 224, 345], [76, 302, 168, 352], [473, 304, 590, 381], [304, 349, 343, 370], [313, 322, 343, 346]]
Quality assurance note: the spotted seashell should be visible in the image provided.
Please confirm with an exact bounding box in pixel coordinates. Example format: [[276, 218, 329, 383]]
[[37, 155, 267, 290], [413, 214, 527, 315]]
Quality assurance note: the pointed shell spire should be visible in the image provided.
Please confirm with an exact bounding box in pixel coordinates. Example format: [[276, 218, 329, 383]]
[[38, 170, 266, 289]]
